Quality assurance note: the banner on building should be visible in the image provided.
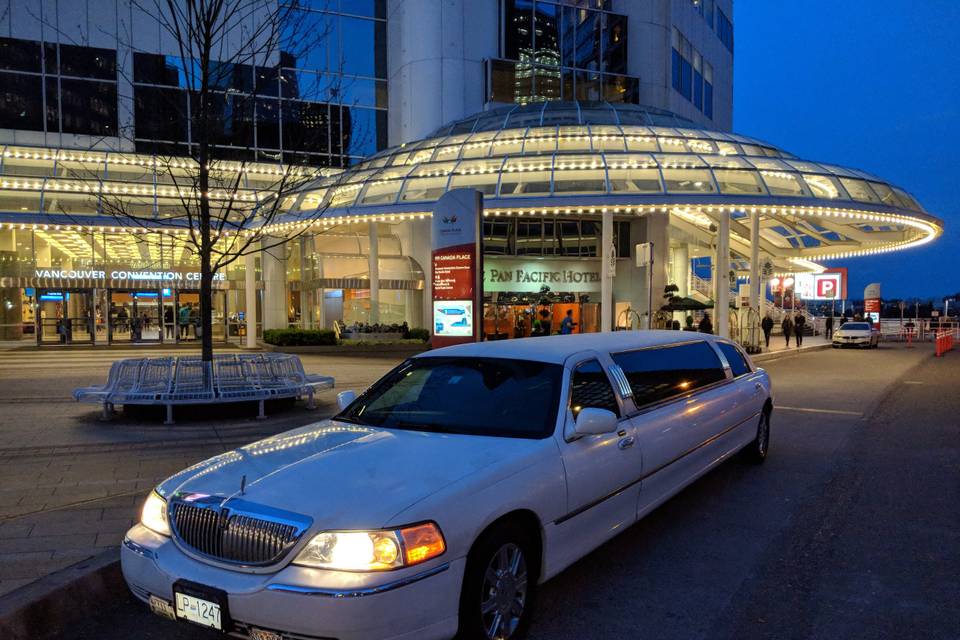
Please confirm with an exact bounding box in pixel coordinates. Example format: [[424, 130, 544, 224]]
[[431, 189, 483, 347]]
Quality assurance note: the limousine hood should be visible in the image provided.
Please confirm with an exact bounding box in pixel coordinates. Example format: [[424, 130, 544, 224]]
[[156, 420, 540, 529]]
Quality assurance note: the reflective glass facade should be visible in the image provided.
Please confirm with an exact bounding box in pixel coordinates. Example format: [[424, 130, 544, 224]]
[[492, 0, 636, 105], [0, 37, 118, 137], [0, 2, 387, 167]]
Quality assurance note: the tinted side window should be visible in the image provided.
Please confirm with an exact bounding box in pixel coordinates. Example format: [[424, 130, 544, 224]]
[[570, 359, 620, 417], [717, 342, 750, 377], [611, 341, 726, 407]]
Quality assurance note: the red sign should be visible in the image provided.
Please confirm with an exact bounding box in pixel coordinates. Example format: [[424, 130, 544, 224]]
[[432, 246, 476, 300], [430, 190, 483, 348]]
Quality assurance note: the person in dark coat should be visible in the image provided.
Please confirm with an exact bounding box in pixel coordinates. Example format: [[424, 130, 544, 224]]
[[781, 316, 794, 347], [794, 313, 806, 347], [825, 314, 834, 339], [761, 314, 774, 348], [683, 315, 697, 331], [698, 312, 713, 334]]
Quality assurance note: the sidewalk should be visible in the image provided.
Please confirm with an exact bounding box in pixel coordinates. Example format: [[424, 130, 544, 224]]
[[753, 334, 831, 362], [0, 351, 398, 598]]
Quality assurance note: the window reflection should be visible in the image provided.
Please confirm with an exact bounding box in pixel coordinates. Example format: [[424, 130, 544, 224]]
[[0, 73, 43, 131], [59, 79, 117, 136], [497, 1, 636, 106]]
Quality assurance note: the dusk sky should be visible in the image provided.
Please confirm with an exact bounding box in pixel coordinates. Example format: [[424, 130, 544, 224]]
[[734, 1, 959, 301]]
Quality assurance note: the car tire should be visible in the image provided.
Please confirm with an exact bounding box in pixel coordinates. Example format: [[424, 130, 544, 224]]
[[457, 521, 539, 640], [742, 408, 771, 465]]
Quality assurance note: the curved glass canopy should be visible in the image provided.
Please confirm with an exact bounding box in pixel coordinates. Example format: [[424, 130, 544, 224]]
[[280, 102, 941, 268], [289, 102, 926, 214]]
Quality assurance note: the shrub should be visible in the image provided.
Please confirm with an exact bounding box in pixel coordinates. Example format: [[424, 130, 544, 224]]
[[406, 327, 430, 342], [263, 328, 338, 346]]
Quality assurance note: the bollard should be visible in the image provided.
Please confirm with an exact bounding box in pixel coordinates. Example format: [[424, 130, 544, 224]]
[[935, 331, 954, 357]]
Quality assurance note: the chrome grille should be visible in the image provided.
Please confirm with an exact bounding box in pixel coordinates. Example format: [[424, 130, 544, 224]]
[[171, 501, 303, 565]]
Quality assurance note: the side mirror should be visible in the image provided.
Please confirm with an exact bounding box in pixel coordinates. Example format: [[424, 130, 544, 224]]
[[336, 390, 357, 411], [567, 407, 618, 440]]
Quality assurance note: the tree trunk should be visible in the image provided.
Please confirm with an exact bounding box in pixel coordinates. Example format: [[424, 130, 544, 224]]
[[199, 153, 214, 363]]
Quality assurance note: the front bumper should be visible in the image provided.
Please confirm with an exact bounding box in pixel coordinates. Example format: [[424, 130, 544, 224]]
[[833, 336, 871, 347], [121, 525, 463, 640]]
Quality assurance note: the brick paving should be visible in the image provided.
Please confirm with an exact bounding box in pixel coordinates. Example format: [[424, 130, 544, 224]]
[[0, 347, 399, 597]]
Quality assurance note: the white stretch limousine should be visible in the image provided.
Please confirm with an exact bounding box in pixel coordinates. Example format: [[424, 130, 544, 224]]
[[122, 331, 773, 640]]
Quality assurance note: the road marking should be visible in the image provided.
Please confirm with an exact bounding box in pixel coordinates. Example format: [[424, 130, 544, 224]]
[[777, 406, 863, 417], [903, 380, 924, 385]]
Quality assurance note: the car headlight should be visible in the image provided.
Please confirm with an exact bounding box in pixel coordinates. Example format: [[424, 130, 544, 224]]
[[140, 490, 171, 537], [293, 522, 445, 571]]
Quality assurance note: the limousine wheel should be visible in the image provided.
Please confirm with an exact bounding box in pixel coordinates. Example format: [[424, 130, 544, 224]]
[[459, 522, 538, 640], [742, 409, 771, 464]]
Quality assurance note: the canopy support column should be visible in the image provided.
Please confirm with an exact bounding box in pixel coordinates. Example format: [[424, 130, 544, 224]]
[[244, 252, 257, 348], [750, 209, 762, 315], [715, 211, 730, 338], [601, 209, 614, 332], [368, 221, 380, 324]]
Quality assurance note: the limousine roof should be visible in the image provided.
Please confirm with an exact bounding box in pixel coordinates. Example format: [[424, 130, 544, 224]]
[[419, 331, 723, 365]]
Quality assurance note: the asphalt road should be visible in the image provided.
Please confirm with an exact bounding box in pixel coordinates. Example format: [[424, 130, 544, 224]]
[[50, 345, 960, 640]]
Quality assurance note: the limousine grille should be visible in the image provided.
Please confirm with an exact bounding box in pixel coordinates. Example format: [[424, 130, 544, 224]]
[[170, 501, 302, 565]]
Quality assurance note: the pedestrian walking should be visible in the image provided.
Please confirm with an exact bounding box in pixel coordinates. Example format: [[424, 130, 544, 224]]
[[559, 309, 577, 335], [698, 312, 713, 334], [825, 314, 834, 339], [794, 313, 806, 347], [761, 314, 774, 348], [781, 315, 794, 347], [164, 305, 174, 340], [179, 303, 191, 339]]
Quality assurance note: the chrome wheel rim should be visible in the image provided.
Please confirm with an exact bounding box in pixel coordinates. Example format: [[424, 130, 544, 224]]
[[758, 413, 770, 456], [480, 542, 528, 640]]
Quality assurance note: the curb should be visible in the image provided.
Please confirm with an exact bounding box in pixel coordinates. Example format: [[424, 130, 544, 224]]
[[262, 343, 429, 357], [0, 549, 122, 640], [752, 343, 832, 363]]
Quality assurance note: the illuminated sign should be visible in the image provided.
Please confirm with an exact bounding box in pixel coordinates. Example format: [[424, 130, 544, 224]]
[[791, 270, 847, 301], [433, 301, 474, 337], [34, 269, 225, 281], [484, 258, 601, 293], [431, 189, 483, 348]]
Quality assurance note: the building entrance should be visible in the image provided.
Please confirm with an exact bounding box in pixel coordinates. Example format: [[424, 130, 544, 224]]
[[109, 290, 162, 343], [36, 289, 95, 345]]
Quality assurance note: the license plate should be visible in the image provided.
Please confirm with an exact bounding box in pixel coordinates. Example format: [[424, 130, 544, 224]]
[[149, 595, 176, 621], [174, 592, 222, 631]]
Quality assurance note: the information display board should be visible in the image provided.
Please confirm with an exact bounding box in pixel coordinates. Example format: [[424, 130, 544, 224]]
[[431, 190, 483, 348]]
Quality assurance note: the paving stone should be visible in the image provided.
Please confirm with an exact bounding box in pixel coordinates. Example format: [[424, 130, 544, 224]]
[[0, 578, 35, 597], [0, 522, 34, 539], [0, 533, 99, 553]]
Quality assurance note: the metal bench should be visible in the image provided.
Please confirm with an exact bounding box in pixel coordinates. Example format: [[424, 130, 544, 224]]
[[73, 353, 335, 424]]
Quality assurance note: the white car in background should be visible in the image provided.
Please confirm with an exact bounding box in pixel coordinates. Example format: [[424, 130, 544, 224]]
[[121, 331, 773, 640], [832, 321, 880, 348]]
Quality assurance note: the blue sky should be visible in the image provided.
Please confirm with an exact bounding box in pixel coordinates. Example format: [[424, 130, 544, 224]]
[[733, 1, 959, 300]]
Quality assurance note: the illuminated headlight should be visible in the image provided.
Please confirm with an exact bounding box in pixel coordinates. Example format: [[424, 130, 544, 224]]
[[293, 522, 446, 571], [140, 490, 171, 536]]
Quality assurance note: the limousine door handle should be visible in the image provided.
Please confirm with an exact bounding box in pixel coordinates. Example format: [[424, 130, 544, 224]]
[[618, 436, 636, 450], [754, 382, 764, 394]]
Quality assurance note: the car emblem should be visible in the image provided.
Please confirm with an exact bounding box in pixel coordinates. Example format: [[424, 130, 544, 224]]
[[240, 474, 246, 496]]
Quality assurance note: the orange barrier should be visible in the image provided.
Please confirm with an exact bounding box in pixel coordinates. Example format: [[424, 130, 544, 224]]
[[935, 330, 954, 357]]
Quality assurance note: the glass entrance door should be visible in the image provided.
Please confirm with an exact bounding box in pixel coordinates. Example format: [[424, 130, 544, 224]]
[[109, 290, 162, 343], [36, 289, 94, 345]]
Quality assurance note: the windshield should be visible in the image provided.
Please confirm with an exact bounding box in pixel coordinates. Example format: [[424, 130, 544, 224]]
[[336, 357, 564, 439], [840, 323, 871, 330]]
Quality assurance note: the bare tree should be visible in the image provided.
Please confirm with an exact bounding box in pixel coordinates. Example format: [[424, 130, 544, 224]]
[[37, 0, 363, 361]]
